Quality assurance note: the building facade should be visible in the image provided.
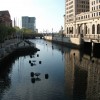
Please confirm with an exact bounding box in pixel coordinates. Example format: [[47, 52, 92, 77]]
[[0, 10, 12, 27], [64, 0, 100, 39], [65, 0, 89, 23], [22, 16, 36, 32]]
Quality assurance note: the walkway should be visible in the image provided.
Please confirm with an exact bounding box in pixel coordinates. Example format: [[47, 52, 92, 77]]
[[0, 39, 36, 61]]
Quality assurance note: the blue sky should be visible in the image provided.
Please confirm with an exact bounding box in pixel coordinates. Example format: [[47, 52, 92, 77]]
[[0, 0, 65, 32]]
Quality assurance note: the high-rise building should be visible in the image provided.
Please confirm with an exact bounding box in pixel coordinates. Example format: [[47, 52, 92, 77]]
[[22, 16, 36, 32], [90, 0, 100, 18], [65, 0, 89, 23], [64, 0, 100, 36]]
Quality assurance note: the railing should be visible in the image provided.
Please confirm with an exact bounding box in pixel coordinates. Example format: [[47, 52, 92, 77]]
[[46, 34, 100, 41], [83, 34, 100, 40], [65, 34, 100, 40], [66, 34, 79, 38], [53, 34, 80, 38]]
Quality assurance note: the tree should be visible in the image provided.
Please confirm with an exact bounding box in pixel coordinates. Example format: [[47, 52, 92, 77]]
[[21, 28, 33, 34], [0, 25, 16, 42]]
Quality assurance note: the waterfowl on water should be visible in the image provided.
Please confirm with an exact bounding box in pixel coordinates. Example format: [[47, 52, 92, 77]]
[[34, 73, 41, 77]]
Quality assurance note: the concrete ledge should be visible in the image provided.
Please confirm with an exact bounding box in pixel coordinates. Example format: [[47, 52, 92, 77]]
[[0, 40, 39, 65], [52, 40, 82, 49], [44, 36, 83, 49], [44, 39, 83, 49]]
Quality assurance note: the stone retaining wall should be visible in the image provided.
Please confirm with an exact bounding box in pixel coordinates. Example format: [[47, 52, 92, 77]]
[[44, 35, 82, 48]]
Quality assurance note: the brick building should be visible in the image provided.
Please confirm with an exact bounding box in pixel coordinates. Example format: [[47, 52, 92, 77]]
[[0, 10, 12, 27]]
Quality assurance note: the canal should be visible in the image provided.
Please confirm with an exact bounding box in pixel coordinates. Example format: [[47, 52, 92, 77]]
[[0, 39, 100, 100]]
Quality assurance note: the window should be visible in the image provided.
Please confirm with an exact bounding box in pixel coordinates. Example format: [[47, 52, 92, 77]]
[[97, 6, 98, 10], [94, 13, 95, 16], [86, 15, 87, 18], [92, 14, 93, 17], [92, 7, 93, 11], [94, 7, 95, 10], [97, 12, 98, 16]]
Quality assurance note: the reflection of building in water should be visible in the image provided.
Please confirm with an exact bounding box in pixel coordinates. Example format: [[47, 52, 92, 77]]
[[79, 54, 100, 100], [64, 49, 100, 99], [87, 58, 100, 100], [0, 64, 11, 99], [64, 49, 86, 99], [64, 50, 75, 99]]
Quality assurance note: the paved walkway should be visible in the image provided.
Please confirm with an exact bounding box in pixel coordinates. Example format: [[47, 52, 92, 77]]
[[0, 39, 20, 48], [0, 39, 36, 60], [0, 39, 20, 59]]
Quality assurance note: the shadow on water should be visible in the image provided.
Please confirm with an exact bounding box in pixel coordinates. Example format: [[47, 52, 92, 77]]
[[0, 49, 38, 100], [0, 39, 100, 100], [33, 39, 100, 100], [73, 67, 87, 100], [64, 43, 100, 100], [0, 61, 12, 100]]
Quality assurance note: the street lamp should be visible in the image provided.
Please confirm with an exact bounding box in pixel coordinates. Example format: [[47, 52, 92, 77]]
[[52, 28, 53, 41], [61, 26, 63, 43]]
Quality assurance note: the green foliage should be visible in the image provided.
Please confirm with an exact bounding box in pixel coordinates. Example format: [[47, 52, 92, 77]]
[[14, 26, 21, 32], [0, 25, 16, 42], [21, 28, 33, 34], [21, 28, 37, 34]]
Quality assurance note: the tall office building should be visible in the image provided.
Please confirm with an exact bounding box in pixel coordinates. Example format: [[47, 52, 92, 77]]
[[65, 0, 89, 23], [64, 0, 100, 36], [90, 0, 100, 11], [90, 0, 100, 18], [22, 16, 36, 32]]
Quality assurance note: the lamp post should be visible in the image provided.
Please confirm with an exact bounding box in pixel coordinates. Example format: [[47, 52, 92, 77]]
[[52, 28, 53, 41], [61, 26, 63, 43]]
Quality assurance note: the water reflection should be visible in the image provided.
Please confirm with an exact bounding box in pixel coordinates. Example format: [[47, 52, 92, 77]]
[[64, 48, 100, 100], [32, 39, 100, 100], [45, 74, 49, 79], [0, 58, 14, 100], [0, 39, 100, 100], [0, 51, 37, 100]]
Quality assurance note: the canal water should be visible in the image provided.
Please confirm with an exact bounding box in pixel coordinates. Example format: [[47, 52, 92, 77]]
[[0, 39, 100, 100]]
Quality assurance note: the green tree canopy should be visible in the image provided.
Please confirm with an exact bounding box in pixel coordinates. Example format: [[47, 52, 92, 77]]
[[0, 25, 16, 42]]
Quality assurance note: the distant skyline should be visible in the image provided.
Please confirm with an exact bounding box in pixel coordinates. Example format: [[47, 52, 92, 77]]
[[0, 0, 65, 32]]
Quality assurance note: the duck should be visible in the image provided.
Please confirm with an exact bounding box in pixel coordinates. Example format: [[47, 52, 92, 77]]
[[30, 72, 34, 77], [34, 73, 41, 78]]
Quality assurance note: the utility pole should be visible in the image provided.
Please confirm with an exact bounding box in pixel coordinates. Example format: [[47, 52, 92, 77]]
[[61, 26, 63, 43], [52, 28, 53, 41]]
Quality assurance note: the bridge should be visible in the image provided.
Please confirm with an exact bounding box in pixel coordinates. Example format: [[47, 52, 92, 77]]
[[22, 33, 44, 39], [22, 33, 53, 39], [82, 34, 100, 42], [64, 33, 100, 53], [80, 34, 100, 58]]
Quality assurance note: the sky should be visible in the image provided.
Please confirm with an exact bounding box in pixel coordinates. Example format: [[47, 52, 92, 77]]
[[0, 0, 65, 32]]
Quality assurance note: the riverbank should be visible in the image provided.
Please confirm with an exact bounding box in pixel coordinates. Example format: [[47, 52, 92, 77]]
[[0, 39, 39, 64], [44, 35, 83, 49]]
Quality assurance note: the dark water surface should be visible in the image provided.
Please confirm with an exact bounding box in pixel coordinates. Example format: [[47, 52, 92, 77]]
[[0, 39, 100, 100]]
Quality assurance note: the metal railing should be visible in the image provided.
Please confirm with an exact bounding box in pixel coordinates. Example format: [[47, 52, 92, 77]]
[[66, 34, 79, 38], [83, 34, 100, 40]]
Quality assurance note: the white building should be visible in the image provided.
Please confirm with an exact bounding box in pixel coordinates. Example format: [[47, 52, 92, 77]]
[[65, 0, 89, 23], [64, 0, 100, 38], [22, 16, 36, 32]]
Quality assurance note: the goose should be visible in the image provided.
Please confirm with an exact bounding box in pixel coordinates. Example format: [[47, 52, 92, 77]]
[[45, 74, 49, 79], [30, 72, 34, 77], [31, 63, 36, 66], [31, 78, 35, 83], [34, 73, 41, 78], [29, 60, 31, 63]]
